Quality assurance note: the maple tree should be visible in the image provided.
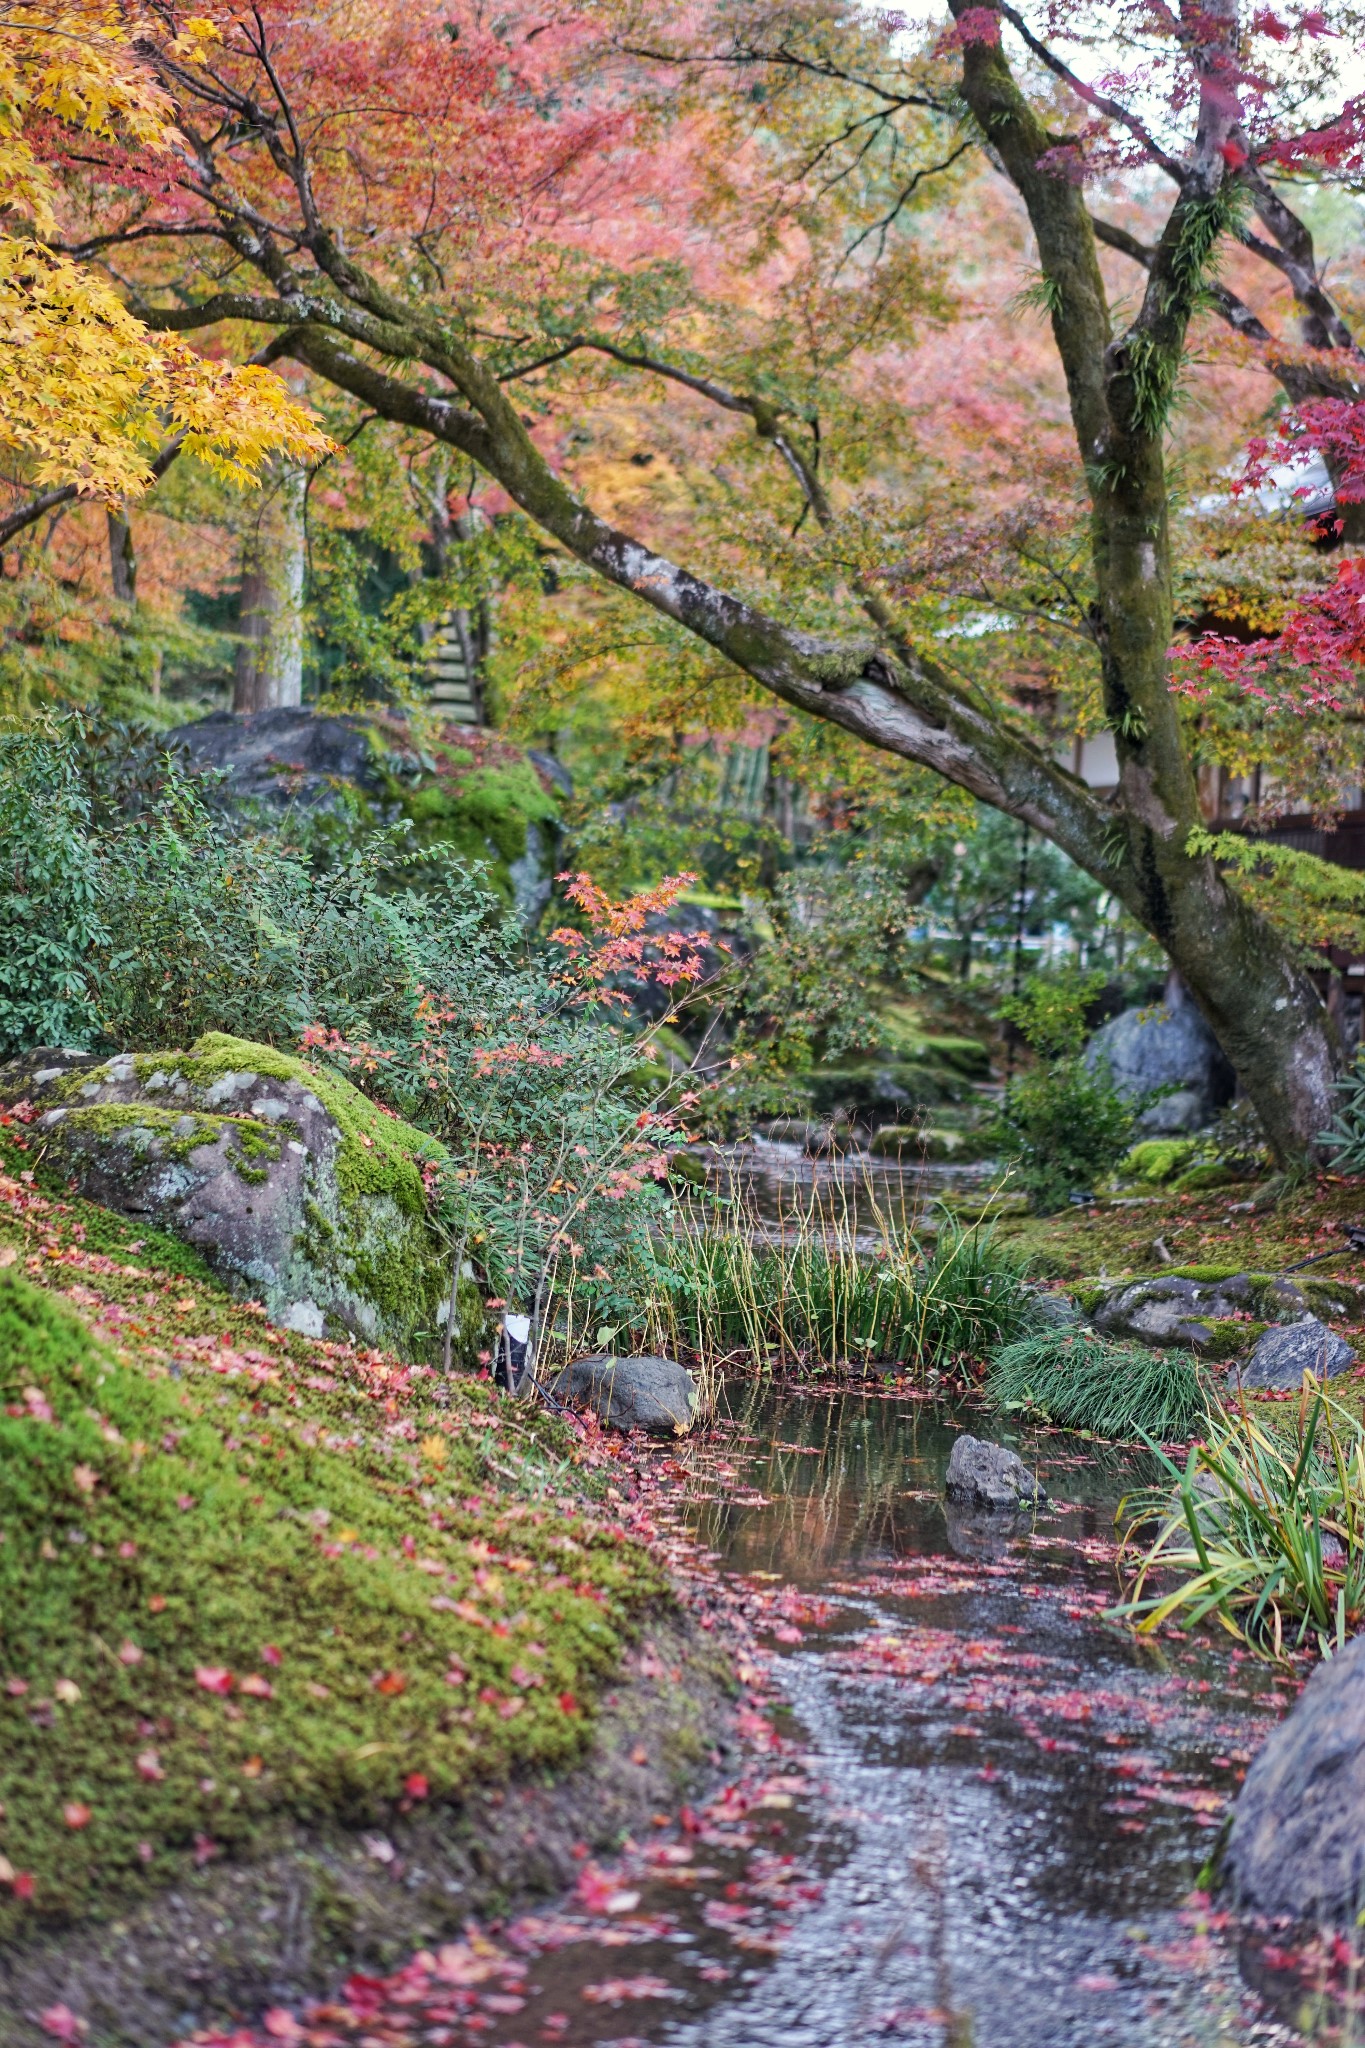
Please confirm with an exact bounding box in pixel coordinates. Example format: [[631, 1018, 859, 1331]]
[[14, 0, 1365, 1162], [0, 1, 327, 532]]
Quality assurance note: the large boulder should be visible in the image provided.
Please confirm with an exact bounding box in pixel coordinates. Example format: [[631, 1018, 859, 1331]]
[[1085, 978, 1235, 1133], [1234, 1316, 1356, 1390], [944, 1433, 1045, 1509], [1225, 1631, 1365, 1925], [0, 1036, 470, 1358], [168, 707, 564, 925], [1091, 1270, 1310, 1356], [548, 1354, 699, 1436]]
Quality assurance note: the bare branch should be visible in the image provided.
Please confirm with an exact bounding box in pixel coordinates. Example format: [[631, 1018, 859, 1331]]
[[995, 3, 1182, 180]]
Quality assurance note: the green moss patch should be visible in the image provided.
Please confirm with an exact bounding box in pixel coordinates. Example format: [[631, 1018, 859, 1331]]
[[371, 727, 560, 910], [46, 1102, 285, 1183], [1124, 1139, 1196, 1185], [0, 1164, 663, 1938]]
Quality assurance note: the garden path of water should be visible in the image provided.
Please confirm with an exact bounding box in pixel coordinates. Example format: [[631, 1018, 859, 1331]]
[[212, 1389, 1317, 2048]]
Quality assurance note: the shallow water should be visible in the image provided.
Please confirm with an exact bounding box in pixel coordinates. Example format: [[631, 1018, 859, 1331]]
[[684, 1139, 998, 1247], [660, 1388, 1293, 2048], [272, 1387, 1304, 2048]]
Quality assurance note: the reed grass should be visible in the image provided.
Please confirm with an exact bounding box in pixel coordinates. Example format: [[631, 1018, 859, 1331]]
[[642, 1198, 1035, 1375], [987, 1328, 1210, 1443], [1115, 1381, 1365, 1659]]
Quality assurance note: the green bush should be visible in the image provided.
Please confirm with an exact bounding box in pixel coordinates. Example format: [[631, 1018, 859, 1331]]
[[989, 1059, 1134, 1213], [0, 727, 105, 1057], [1116, 1388, 1365, 1658], [988, 1328, 1209, 1441], [991, 968, 1134, 1211], [1320, 1054, 1365, 1172]]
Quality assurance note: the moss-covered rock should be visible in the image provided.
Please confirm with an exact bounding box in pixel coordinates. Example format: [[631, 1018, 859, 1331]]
[[1170, 1162, 1239, 1195], [167, 708, 565, 923], [1090, 1270, 1310, 1354], [3, 1036, 475, 1359], [867, 1124, 995, 1162]]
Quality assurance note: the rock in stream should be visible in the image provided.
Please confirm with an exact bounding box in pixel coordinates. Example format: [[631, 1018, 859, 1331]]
[[944, 1433, 1046, 1509]]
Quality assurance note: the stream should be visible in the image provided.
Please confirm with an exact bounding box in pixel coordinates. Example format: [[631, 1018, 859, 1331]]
[[253, 1388, 1311, 2048], [683, 1140, 999, 1246]]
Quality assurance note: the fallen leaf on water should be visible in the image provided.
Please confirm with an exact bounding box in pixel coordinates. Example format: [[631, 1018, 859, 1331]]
[[261, 2010, 303, 2042], [38, 2005, 84, 2042]]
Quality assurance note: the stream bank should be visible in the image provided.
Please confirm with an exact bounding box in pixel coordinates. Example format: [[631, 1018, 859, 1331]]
[[171, 1386, 1315, 2048]]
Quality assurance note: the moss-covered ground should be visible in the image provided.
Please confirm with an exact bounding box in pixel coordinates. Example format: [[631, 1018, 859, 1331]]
[[1000, 1173, 1365, 1288], [0, 1134, 664, 1942]]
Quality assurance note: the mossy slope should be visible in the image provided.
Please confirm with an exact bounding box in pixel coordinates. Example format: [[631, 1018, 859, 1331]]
[[0, 1162, 662, 1940]]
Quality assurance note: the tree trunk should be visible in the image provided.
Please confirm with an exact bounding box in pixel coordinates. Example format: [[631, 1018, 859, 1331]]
[[107, 509, 136, 603], [233, 468, 305, 713]]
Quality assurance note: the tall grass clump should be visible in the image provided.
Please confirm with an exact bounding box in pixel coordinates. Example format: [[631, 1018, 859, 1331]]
[[988, 1328, 1210, 1443], [1116, 1384, 1365, 1660], [647, 1208, 1035, 1373]]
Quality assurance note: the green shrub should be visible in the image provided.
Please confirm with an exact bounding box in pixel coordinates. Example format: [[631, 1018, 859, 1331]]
[[0, 726, 105, 1058], [1320, 1054, 1365, 1172], [989, 1059, 1135, 1213], [1116, 1389, 1365, 1658], [988, 1328, 1209, 1441], [991, 969, 1134, 1212]]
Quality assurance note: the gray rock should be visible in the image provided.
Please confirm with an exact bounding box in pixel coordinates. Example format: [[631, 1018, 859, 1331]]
[[1025, 1288, 1082, 1330], [1085, 977, 1235, 1133], [1225, 1630, 1365, 1926], [548, 1354, 699, 1436], [0, 1037, 457, 1358], [1234, 1316, 1356, 1390], [169, 705, 377, 813], [167, 707, 566, 926], [1092, 1271, 1308, 1353], [944, 1433, 1045, 1510]]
